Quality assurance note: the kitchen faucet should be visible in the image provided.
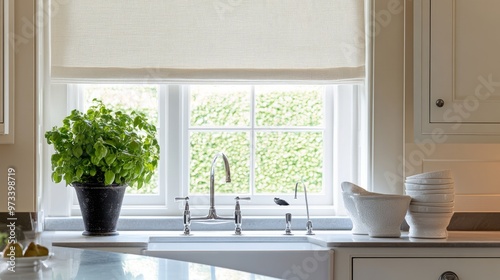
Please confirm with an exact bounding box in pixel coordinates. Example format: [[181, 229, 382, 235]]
[[175, 152, 250, 235], [295, 180, 314, 235], [206, 152, 231, 219]]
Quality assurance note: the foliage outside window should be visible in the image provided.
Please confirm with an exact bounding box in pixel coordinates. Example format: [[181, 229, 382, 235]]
[[81, 84, 328, 199]]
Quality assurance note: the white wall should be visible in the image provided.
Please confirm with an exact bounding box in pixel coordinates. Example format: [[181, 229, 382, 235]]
[[0, 0, 36, 212], [370, 0, 405, 194]]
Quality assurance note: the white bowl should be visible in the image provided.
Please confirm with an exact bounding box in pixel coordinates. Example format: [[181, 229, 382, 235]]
[[409, 204, 454, 213], [411, 201, 455, 207], [404, 183, 454, 191], [405, 189, 454, 195], [342, 192, 369, 235], [406, 170, 453, 180], [352, 194, 411, 238], [405, 178, 454, 185], [407, 192, 454, 203], [405, 211, 453, 239]]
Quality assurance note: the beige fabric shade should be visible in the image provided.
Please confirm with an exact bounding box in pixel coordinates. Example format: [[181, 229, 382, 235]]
[[51, 0, 365, 83]]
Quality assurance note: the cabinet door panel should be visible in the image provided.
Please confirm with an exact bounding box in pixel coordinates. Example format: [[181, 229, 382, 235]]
[[430, 0, 500, 123], [353, 258, 500, 280]]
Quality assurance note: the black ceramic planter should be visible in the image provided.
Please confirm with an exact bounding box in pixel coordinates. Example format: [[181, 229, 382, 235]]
[[72, 183, 127, 236]]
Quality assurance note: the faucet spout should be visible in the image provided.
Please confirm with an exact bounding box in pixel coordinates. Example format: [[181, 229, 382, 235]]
[[295, 180, 314, 235], [208, 152, 231, 219]]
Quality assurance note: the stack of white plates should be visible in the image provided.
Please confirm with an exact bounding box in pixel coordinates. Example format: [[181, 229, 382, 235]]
[[404, 170, 454, 238]]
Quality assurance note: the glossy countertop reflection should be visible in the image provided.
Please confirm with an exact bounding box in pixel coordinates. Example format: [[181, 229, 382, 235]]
[[0, 246, 279, 280]]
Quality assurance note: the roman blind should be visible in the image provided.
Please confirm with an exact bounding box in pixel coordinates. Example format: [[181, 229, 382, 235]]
[[51, 0, 365, 83]]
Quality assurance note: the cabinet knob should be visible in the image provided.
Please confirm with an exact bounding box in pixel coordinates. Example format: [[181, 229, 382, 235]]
[[439, 271, 459, 280], [436, 99, 445, 107]]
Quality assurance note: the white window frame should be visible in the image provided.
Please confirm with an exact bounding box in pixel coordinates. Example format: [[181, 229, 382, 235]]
[[181, 85, 334, 208], [43, 83, 367, 217]]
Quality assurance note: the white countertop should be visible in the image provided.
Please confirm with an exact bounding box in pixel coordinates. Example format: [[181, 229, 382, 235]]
[[39, 230, 500, 248], [0, 246, 279, 279], [4, 230, 499, 279], [308, 230, 500, 247]]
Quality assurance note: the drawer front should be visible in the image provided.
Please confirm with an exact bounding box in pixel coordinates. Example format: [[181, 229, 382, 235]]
[[353, 258, 500, 280]]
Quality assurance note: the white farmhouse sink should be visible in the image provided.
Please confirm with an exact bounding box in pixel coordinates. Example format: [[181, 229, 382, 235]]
[[144, 235, 333, 279]]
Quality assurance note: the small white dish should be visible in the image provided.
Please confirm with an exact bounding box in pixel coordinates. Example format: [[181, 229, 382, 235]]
[[407, 193, 454, 203], [1, 253, 53, 267], [409, 204, 454, 213], [405, 189, 454, 195], [406, 170, 453, 180], [405, 212, 453, 239], [405, 178, 454, 185], [411, 201, 455, 207], [404, 183, 454, 191]]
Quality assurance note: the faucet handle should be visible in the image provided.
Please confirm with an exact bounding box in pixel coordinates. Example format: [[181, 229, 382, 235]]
[[234, 197, 250, 235], [175, 197, 190, 211], [175, 197, 191, 235]]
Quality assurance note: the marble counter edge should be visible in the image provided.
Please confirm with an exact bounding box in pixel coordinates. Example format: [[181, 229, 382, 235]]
[[39, 230, 500, 249]]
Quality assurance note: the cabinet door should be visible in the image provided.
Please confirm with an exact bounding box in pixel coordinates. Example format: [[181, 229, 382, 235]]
[[415, 0, 500, 137], [353, 257, 500, 280]]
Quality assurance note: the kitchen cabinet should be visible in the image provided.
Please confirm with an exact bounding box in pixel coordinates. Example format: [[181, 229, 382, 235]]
[[353, 258, 500, 279], [331, 246, 500, 280], [0, 0, 14, 143], [414, 0, 500, 138]]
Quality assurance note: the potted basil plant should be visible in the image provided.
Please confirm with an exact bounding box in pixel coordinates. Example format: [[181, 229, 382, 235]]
[[45, 100, 160, 236]]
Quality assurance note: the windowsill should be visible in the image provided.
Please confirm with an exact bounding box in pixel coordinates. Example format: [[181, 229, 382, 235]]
[[43, 216, 352, 231]]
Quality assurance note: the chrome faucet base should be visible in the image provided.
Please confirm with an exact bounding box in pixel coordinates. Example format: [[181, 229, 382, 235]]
[[183, 225, 191, 235], [175, 153, 251, 235], [285, 213, 293, 235], [295, 180, 314, 235], [306, 219, 314, 235]]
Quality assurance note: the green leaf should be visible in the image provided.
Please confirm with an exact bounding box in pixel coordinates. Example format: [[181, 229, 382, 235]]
[[51, 153, 61, 164], [64, 172, 73, 185], [72, 146, 83, 158], [76, 168, 84, 179], [105, 154, 116, 165], [123, 162, 134, 170], [104, 170, 115, 185], [52, 172, 62, 184]]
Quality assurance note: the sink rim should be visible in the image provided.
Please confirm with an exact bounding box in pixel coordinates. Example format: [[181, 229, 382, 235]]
[[148, 235, 310, 243]]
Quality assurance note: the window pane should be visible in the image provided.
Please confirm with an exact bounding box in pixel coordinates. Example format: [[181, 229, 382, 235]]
[[255, 85, 324, 127], [82, 84, 159, 194], [189, 132, 250, 195], [190, 85, 250, 127], [255, 132, 323, 194]]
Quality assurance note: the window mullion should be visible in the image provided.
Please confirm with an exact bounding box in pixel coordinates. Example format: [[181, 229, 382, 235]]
[[250, 85, 256, 196]]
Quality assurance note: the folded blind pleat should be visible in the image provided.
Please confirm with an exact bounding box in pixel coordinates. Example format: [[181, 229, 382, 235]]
[[51, 0, 365, 83]]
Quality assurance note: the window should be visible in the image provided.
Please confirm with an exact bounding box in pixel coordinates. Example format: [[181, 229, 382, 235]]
[[60, 83, 367, 216], [43, 0, 368, 218]]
